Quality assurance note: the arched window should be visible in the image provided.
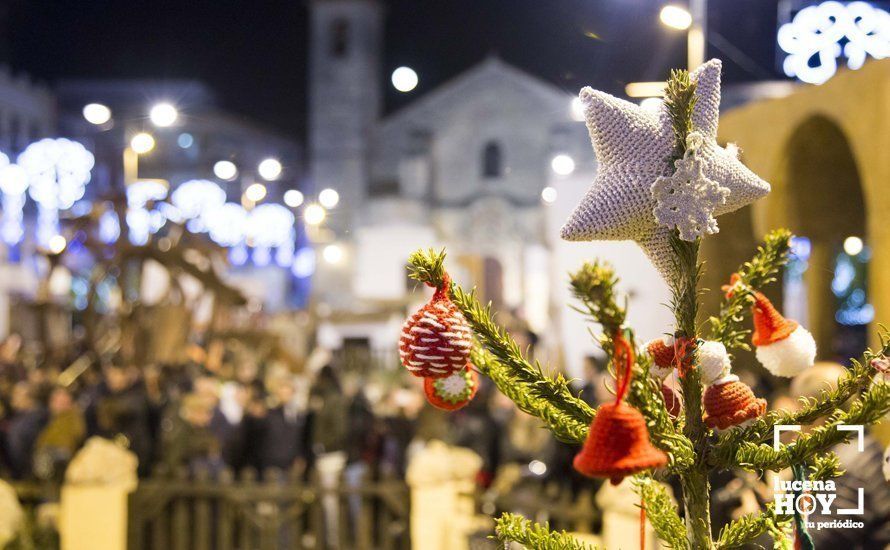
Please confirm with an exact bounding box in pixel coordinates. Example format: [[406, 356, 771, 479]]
[[481, 141, 502, 179], [329, 18, 349, 57]]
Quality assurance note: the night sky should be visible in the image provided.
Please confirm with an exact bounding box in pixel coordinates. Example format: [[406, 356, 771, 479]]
[[3, 0, 781, 141]]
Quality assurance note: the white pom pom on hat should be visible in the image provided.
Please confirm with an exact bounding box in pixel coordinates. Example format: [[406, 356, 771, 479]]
[[751, 292, 816, 377], [698, 340, 731, 385]]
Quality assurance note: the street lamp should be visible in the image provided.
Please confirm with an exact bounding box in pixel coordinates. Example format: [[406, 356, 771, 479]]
[[130, 133, 155, 154], [258, 158, 282, 181], [149, 103, 178, 127], [660, 2, 707, 70], [83, 103, 112, 125]]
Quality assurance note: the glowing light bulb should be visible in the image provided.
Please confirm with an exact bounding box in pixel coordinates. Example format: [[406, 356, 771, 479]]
[[213, 160, 238, 181], [550, 154, 575, 176], [48, 235, 67, 254], [303, 203, 326, 226], [244, 182, 267, 202], [130, 133, 155, 154], [541, 186, 557, 204], [284, 189, 304, 208], [318, 188, 340, 208], [323, 244, 344, 264], [149, 103, 178, 127], [83, 103, 112, 125], [391, 67, 419, 92], [844, 236, 864, 256], [660, 5, 692, 30], [258, 158, 282, 181]]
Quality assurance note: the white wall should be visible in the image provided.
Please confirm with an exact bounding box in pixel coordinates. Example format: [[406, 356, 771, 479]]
[[352, 223, 438, 301]]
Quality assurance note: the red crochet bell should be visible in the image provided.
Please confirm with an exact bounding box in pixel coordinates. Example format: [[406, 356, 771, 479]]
[[574, 333, 667, 485], [423, 364, 479, 411], [399, 274, 472, 378], [703, 374, 767, 430], [661, 384, 682, 418]]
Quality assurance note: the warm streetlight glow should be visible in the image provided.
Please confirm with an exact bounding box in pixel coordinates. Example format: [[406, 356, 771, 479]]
[[541, 186, 557, 204], [258, 158, 282, 181], [550, 154, 575, 176], [303, 203, 326, 226], [149, 103, 178, 127], [391, 66, 419, 92], [844, 236, 864, 256], [48, 234, 67, 254], [83, 103, 112, 125], [660, 5, 692, 30], [323, 244, 344, 264], [130, 133, 155, 154], [318, 188, 340, 208], [213, 160, 238, 181], [284, 189, 304, 208], [244, 182, 267, 202]]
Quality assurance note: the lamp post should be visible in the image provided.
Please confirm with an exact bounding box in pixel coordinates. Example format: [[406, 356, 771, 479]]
[[660, 2, 707, 70]]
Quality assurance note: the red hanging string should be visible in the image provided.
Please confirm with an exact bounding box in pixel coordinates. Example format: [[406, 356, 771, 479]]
[[672, 337, 694, 378], [640, 499, 646, 550], [613, 330, 635, 404]]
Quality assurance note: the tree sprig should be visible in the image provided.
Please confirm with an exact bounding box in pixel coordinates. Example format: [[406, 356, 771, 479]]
[[716, 504, 791, 549], [633, 476, 689, 549], [494, 513, 600, 550]]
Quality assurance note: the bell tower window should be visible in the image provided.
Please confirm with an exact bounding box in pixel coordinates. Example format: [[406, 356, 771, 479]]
[[482, 141, 502, 179]]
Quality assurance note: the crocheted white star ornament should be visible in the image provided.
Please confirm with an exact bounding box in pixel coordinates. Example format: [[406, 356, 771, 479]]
[[560, 59, 770, 281]]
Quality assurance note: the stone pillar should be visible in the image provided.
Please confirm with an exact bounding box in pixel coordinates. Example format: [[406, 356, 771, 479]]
[[804, 240, 836, 358]]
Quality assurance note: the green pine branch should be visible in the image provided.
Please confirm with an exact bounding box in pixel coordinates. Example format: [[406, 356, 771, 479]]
[[711, 340, 889, 468], [632, 476, 689, 549], [664, 68, 697, 161], [471, 346, 589, 444], [408, 249, 595, 438], [716, 504, 791, 550], [707, 229, 792, 351], [494, 513, 599, 550], [728, 380, 890, 472], [570, 261, 695, 472], [809, 451, 845, 481]]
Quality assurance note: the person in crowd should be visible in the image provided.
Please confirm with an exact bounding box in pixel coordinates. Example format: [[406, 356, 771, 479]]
[[160, 393, 222, 476], [3, 382, 47, 479], [91, 364, 153, 475], [258, 374, 308, 474], [33, 386, 85, 480]]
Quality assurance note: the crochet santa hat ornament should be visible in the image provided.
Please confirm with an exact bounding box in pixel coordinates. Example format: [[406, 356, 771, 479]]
[[574, 333, 667, 484], [423, 365, 479, 411], [646, 345, 682, 418], [661, 384, 682, 418], [702, 374, 767, 430], [750, 292, 816, 378], [399, 274, 473, 378]]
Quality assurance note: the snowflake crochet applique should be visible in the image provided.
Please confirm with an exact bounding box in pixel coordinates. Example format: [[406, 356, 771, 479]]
[[651, 132, 730, 242]]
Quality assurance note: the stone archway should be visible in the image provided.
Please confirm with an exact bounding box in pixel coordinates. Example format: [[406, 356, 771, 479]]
[[783, 115, 866, 360]]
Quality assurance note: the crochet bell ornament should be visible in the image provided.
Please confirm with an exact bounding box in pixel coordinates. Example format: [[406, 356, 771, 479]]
[[751, 292, 816, 378], [399, 273, 472, 378], [423, 365, 479, 411], [574, 333, 668, 484], [703, 373, 767, 430]]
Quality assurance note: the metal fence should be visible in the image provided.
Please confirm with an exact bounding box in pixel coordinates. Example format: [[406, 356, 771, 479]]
[[126, 467, 410, 550]]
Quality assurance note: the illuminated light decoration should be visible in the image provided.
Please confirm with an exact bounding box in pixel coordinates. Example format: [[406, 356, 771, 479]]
[[257, 158, 282, 181], [790, 236, 812, 261], [318, 188, 340, 208], [778, 1, 890, 84], [177, 133, 194, 149], [639, 97, 664, 114], [98, 210, 121, 244], [303, 203, 326, 226], [213, 160, 238, 181], [252, 246, 271, 266], [130, 133, 155, 154], [244, 182, 267, 202], [246, 203, 295, 248], [83, 103, 112, 125], [291, 247, 316, 278], [158, 202, 183, 223], [127, 180, 168, 208], [171, 179, 226, 220], [391, 66, 419, 92], [149, 103, 178, 127], [284, 189, 304, 208], [0, 154, 29, 244], [541, 186, 557, 204], [48, 234, 67, 254], [126, 208, 152, 245], [229, 243, 249, 266], [17, 138, 94, 246], [204, 202, 248, 247], [323, 244, 344, 264], [550, 154, 575, 176], [843, 235, 864, 256], [275, 241, 295, 267]]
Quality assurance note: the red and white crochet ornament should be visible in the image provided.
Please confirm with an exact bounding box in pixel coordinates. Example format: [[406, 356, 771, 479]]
[[399, 274, 472, 378], [647, 336, 676, 380], [702, 374, 767, 430], [751, 292, 816, 378], [698, 340, 731, 385], [423, 364, 479, 411]]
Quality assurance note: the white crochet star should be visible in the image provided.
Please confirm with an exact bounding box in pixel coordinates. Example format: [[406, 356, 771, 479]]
[[560, 59, 770, 281]]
